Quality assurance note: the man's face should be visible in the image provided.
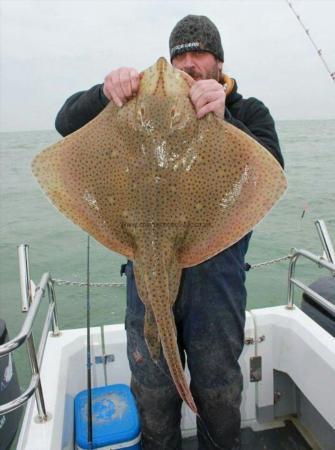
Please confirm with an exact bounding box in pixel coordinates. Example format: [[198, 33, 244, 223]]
[[172, 51, 222, 81]]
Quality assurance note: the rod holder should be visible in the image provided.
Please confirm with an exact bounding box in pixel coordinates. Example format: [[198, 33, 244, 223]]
[[18, 244, 32, 312], [315, 220, 335, 265]]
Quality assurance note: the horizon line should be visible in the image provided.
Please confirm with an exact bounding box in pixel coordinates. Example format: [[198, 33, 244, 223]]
[[1, 117, 335, 134]]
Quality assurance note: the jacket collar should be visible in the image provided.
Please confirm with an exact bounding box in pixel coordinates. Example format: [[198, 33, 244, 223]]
[[220, 73, 242, 106], [221, 73, 235, 96]]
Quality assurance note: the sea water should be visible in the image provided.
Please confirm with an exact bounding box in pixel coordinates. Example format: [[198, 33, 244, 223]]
[[0, 120, 334, 402]]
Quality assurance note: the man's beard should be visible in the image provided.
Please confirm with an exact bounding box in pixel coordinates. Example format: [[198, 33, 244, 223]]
[[182, 66, 220, 81]]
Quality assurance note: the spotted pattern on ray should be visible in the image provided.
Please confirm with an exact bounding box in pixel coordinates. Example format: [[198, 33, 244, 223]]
[[32, 57, 287, 414]]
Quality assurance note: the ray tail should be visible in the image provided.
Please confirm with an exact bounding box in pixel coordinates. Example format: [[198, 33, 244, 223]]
[[134, 257, 197, 414]]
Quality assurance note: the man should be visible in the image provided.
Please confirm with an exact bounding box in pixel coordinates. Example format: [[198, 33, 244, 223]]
[[56, 15, 284, 450]]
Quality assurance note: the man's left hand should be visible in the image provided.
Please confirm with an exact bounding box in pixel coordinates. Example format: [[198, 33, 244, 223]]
[[189, 80, 227, 119]]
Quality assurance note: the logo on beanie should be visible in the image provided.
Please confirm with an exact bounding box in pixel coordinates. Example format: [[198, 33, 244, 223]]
[[171, 42, 200, 54]]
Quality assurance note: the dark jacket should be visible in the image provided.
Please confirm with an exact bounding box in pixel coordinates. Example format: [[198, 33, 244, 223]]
[[55, 80, 284, 168]]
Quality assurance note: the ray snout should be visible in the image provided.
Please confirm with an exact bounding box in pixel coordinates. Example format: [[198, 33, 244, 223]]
[[154, 57, 171, 97]]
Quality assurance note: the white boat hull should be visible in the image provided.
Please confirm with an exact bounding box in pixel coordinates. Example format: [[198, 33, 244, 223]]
[[17, 305, 335, 449]]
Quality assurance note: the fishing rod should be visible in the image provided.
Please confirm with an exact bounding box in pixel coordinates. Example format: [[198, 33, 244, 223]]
[[86, 235, 93, 448], [286, 0, 335, 83]]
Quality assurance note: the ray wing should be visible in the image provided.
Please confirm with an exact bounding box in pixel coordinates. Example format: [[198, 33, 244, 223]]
[[175, 118, 286, 266], [32, 101, 145, 260]]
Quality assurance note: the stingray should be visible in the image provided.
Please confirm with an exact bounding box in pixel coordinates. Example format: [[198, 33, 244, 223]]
[[32, 57, 286, 414]]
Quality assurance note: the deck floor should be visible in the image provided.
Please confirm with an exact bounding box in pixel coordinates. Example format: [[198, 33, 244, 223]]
[[182, 420, 312, 449]]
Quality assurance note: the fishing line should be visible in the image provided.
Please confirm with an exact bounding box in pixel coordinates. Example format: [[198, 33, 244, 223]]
[[86, 235, 93, 448], [286, 0, 335, 83], [153, 347, 223, 448], [197, 414, 225, 449], [149, 337, 222, 447]]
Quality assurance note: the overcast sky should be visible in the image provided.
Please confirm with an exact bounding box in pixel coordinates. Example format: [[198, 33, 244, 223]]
[[1, 0, 334, 131]]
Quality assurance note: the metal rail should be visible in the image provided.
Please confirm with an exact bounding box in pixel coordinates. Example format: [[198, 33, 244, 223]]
[[18, 244, 31, 312], [0, 245, 59, 420], [315, 219, 335, 264], [287, 248, 335, 314]]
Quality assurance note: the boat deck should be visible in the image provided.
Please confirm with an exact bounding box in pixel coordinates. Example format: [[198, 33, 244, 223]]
[[182, 420, 312, 449]]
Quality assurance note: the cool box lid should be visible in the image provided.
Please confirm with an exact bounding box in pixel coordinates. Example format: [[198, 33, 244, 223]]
[[75, 384, 141, 449]]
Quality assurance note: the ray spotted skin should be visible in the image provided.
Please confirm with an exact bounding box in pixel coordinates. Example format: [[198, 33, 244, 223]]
[[32, 57, 287, 413]]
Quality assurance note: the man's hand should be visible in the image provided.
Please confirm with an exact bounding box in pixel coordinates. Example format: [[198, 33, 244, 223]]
[[189, 79, 227, 119], [103, 68, 140, 107]]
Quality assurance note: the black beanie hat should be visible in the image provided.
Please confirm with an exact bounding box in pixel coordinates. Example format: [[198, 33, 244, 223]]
[[169, 15, 224, 62]]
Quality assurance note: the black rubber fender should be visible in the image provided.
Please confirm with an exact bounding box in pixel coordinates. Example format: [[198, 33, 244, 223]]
[[301, 276, 335, 337]]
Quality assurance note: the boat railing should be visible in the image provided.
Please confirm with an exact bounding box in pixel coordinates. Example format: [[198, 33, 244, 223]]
[[315, 219, 335, 264], [0, 245, 59, 421], [287, 248, 335, 315], [287, 220, 335, 314]]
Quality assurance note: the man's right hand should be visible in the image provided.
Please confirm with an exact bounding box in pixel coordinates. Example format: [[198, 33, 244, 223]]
[[103, 68, 140, 107]]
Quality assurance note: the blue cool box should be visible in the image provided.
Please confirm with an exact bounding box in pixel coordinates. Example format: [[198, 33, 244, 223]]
[[74, 384, 141, 449]]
